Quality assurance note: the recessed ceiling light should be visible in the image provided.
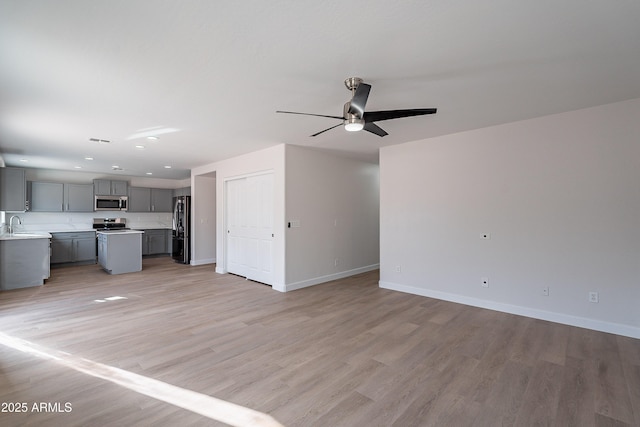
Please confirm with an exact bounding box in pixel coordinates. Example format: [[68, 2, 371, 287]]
[[126, 127, 178, 140], [147, 136, 159, 141], [84, 156, 94, 161], [164, 165, 172, 169], [74, 166, 82, 169], [19, 159, 28, 162], [146, 172, 153, 175], [135, 145, 145, 149]]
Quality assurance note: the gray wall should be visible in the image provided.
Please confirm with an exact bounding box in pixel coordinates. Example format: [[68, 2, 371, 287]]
[[285, 146, 379, 290], [380, 98, 640, 338]]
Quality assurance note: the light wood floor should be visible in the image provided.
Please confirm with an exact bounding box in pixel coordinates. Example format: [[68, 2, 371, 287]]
[[1, 258, 639, 426]]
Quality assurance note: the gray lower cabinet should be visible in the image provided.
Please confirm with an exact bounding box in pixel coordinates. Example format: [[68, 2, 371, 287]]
[[0, 237, 50, 290], [141, 229, 169, 255], [29, 182, 94, 212], [50, 232, 97, 264], [97, 231, 142, 274], [0, 167, 27, 212], [97, 233, 106, 267]]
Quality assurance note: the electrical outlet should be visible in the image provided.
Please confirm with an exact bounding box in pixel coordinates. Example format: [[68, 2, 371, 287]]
[[589, 292, 599, 303], [481, 277, 489, 288], [395, 265, 402, 273], [542, 286, 549, 296]]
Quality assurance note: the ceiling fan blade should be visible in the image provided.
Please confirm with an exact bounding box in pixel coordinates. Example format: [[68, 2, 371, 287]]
[[310, 122, 343, 137], [277, 110, 343, 120], [347, 83, 371, 118], [363, 108, 437, 123], [363, 122, 388, 137]]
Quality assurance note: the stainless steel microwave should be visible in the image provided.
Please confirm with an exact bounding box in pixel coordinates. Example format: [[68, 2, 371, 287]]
[[95, 195, 128, 211]]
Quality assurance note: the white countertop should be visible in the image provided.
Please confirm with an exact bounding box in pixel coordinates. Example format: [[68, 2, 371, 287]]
[[15, 222, 170, 234], [127, 222, 171, 230], [0, 232, 53, 241], [96, 230, 145, 235]]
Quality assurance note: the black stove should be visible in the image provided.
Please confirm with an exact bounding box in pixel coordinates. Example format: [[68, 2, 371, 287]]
[[93, 218, 129, 231]]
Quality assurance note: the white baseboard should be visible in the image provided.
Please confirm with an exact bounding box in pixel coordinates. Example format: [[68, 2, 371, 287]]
[[285, 264, 379, 292], [379, 281, 640, 340], [190, 258, 216, 266]]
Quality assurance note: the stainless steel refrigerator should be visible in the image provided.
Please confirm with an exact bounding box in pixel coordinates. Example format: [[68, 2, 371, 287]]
[[172, 196, 190, 264]]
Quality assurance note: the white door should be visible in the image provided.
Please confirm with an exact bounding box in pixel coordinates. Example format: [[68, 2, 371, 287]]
[[226, 172, 274, 285]]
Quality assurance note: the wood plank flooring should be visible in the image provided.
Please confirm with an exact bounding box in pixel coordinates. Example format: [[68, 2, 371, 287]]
[[1, 258, 639, 426]]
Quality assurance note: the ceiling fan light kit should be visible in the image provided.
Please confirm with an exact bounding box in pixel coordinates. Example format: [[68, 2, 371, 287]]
[[277, 77, 437, 137], [344, 118, 364, 132]]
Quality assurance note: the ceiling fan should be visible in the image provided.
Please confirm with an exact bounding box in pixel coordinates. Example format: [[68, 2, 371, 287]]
[[277, 77, 437, 137]]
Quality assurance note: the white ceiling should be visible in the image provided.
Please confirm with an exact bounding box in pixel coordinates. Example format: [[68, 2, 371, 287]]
[[1, 1, 640, 180]]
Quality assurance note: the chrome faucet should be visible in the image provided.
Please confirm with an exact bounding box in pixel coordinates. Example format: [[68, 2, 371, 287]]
[[8, 215, 22, 234]]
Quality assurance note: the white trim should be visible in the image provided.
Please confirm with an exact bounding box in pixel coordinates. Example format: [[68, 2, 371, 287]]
[[285, 264, 380, 292], [379, 280, 640, 339], [191, 258, 216, 266], [222, 168, 275, 183], [271, 282, 286, 293]]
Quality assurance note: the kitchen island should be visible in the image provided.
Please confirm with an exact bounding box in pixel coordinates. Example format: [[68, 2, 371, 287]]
[[97, 230, 144, 275]]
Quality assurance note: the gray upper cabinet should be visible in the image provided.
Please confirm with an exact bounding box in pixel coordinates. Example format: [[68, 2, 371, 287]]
[[128, 187, 151, 212], [173, 187, 191, 197], [29, 182, 94, 212], [94, 179, 128, 196], [128, 187, 173, 212], [65, 184, 94, 212], [151, 188, 173, 212], [0, 167, 27, 212], [93, 179, 111, 195], [30, 182, 64, 212], [111, 180, 128, 196]]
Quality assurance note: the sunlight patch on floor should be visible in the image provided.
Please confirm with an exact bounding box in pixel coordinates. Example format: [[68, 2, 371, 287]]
[[0, 331, 284, 427]]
